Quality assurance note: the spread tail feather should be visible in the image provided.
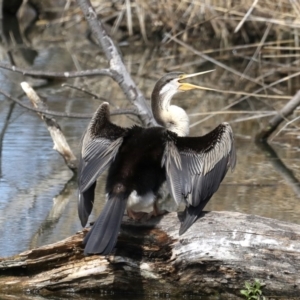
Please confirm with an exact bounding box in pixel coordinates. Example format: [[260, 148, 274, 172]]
[[83, 193, 127, 255]]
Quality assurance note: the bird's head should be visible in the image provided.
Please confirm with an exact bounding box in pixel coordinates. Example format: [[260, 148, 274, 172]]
[[151, 70, 215, 136], [152, 70, 215, 101]]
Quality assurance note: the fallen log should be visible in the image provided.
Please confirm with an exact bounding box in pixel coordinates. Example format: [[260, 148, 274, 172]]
[[0, 211, 300, 298]]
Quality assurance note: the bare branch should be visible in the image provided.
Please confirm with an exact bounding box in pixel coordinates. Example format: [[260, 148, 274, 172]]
[[61, 83, 111, 103], [0, 62, 113, 79], [76, 0, 156, 127]]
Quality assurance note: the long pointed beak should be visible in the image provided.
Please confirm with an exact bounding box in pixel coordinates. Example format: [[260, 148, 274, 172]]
[[178, 69, 216, 91]]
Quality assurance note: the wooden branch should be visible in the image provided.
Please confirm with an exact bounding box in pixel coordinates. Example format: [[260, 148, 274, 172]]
[[21, 82, 78, 171], [0, 63, 113, 79], [1, 211, 300, 298], [256, 90, 300, 141], [76, 0, 156, 127]]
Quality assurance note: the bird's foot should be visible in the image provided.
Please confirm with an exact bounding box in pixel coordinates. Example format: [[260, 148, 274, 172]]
[[127, 200, 168, 221], [150, 201, 168, 218], [127, 209, 149, 220]]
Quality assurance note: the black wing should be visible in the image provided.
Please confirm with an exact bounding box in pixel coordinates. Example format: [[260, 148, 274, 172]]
[[78, 102, 126, 226], [163, 123, 236, 234]]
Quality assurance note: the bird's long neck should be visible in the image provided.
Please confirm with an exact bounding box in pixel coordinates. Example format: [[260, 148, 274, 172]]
[[151, 89, 189, 137]]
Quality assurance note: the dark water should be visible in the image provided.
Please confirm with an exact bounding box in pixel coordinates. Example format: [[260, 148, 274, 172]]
[[1, 6, 300, 300]]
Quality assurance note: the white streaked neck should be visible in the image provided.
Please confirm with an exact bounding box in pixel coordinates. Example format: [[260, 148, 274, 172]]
[[152, 89, 189, 137]]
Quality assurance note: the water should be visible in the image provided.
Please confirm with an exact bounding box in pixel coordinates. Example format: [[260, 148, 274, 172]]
[[1, 6, 300, 300]]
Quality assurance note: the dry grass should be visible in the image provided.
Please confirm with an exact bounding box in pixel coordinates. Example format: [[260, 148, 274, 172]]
[[20, 0, 300, 140], [90, 0, 300, 45]]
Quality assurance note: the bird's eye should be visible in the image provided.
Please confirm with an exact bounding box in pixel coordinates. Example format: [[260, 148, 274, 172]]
[[178, 74, 187, 83]]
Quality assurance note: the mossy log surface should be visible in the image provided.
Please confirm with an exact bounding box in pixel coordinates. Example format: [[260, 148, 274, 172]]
[[0, 211, 300, 298]]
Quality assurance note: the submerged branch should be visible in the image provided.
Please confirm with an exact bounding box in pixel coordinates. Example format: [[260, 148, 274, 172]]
[[255, 141, 300, 198], [256, 90, 300, 141], [21, 82, 78, 171]]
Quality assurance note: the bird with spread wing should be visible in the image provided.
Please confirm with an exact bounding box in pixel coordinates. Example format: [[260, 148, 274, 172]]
[[78, 71, 236, 255]]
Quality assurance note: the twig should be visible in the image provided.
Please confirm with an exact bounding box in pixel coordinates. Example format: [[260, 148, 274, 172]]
[[76, 0, 156, 127], [189, 110, 276, 116], [20, 82, 78, 171], [241, 22, 272, 79], [189, 70, 300, 128], [61, 83, 111, 103], [234, 0, 259, 33], [0, 87, 139, 118], [256, 90, 300, 141], [166, 34, 281, 94], [270, 115, 300, 141], [231, 112, 276, 123], [0, 62, 113, 79]]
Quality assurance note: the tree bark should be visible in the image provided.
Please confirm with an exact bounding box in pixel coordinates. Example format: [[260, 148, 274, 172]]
[[0, 211, 300, 298]]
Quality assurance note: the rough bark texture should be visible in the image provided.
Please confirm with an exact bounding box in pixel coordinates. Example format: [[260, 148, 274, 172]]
[[0, 211, 300, 298]]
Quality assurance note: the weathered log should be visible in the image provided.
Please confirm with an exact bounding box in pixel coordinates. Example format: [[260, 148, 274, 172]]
[[0, 211, 300, 298]]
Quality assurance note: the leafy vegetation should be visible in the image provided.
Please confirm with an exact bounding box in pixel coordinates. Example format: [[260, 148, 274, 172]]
[[240, 279, 266, 300]]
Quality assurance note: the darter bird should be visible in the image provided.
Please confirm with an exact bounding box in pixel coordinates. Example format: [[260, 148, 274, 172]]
[[78, 71, 236, 255]]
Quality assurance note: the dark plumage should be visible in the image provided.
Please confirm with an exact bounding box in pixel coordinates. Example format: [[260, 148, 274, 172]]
[[78, 71, 236, 255]]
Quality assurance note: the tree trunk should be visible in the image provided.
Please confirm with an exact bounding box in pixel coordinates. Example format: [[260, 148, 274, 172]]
[[1, 211, 300, 298]]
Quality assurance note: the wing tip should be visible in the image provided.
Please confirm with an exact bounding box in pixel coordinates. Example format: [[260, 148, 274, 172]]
[[178, 207, 199, 235], [89, 103, 111, 137]]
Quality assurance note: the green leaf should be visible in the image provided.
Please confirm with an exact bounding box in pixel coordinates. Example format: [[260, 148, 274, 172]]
[[245, 282, 251, 289], [240, 290, 249, 297]]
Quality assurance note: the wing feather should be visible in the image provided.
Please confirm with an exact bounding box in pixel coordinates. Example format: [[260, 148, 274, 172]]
[[80, 137, 123, 193], [163, 123, 236, 234], [78, 103, 126, 227]]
